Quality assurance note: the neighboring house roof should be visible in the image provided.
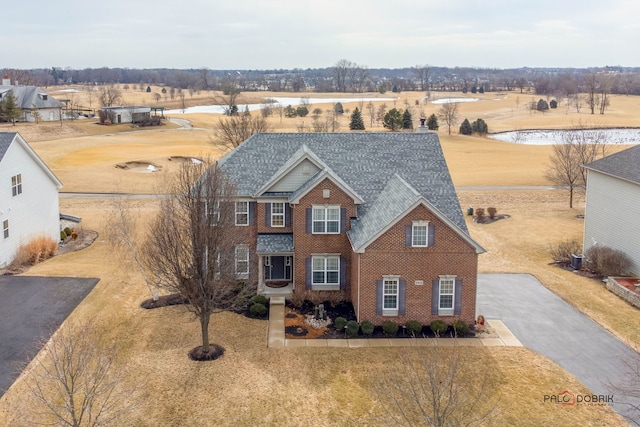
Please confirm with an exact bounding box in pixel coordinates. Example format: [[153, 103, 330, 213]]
[[583, 144, 640, 185], [0, 132, 62, 188], [217, 132, 480, 253], [0, 86, 61, 109]]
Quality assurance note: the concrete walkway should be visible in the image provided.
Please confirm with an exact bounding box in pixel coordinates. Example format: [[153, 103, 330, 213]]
[[477, 273, 639, 424], [267, 296, 521, 348]]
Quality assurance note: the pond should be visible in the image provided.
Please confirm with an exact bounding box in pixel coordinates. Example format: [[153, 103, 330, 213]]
[[489, 128, 640, 145], [166, 96, 398, 115]]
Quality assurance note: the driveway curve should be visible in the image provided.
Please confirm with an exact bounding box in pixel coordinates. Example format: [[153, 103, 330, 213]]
[[477, 273, 638, 424]]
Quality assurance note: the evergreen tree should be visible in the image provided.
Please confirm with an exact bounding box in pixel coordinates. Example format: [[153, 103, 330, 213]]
[[427, 113, 439, 130], [537, 99, 549, 112], [349, 107, 365, 130], [334, 102, 344, 115], [479, 86, 485, 94], [383, 108, 403, 131], [0, 91, 22, 125], [402, 109, 413, 130], [550, 99, 558, 109], [471, 118, 489, 135], [471, 86, 477, 94], [459, 118, 473, 135], [296, 106, 309, 117]]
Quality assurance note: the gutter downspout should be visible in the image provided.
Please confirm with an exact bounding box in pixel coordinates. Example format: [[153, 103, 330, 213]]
[[357, 252, 361, 321]]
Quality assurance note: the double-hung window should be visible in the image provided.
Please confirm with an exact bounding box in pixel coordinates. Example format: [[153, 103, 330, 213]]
[[412, 221, 428, 247], [2, 220, 8, 239], [439, 276, 455, 315], [271, 202, 284, 227], [235, 201, 249, 226], [11, 174, 22, 197], [235, 245, 249, 278], [312, 205, 340, 234], [312, 255, 339, 288], [204, 200, 220, 225], [383, 277, 399, 314]]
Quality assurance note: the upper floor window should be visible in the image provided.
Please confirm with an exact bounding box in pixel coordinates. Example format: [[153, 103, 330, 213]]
[[204, 200, 220, 226], [3, 220, 8, 239], [235, 201, 249, 226], [412, 221, 428, 247], [11, 174, 22, 196], [271, 202, 284, 227], [313, 205, 340, 234]]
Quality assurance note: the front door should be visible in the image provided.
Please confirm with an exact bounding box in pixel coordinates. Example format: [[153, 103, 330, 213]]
[[265, 256, 292, 281]]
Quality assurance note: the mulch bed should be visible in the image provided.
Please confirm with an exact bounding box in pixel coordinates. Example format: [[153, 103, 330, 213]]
[[285, 300, 476, 339], [188, 344, 225, 361], [473, 214, 510, 225], [140, 294, 189, 309]]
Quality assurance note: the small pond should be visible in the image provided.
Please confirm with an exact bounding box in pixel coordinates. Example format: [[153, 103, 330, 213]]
[[489, 128, 640, 145]]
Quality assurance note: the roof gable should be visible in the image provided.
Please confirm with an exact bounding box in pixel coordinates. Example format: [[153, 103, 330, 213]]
[[0, 132, 62, 188], [216, 132, 474, 243], [584, 145, 640, 185]]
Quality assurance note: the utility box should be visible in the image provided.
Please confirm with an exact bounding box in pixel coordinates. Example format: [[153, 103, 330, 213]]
[[570, 254, 584, 270]]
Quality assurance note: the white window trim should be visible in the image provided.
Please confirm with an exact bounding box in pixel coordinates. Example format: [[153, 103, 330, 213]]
[[412, 220, 429, 247], [438, 275, 456, 316], [312, 205, 340, 234], [235, 201, 249, 226], [271, 202, 285, 227], [235, 245, 249, 279], [382, 275, 400, 316], [11, 174, 22, 197], [311, 254, 340, 290]]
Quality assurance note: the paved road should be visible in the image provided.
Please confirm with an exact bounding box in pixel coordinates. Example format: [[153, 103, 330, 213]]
[[477, 273, 638, 424], [0, 276, 99, 397]]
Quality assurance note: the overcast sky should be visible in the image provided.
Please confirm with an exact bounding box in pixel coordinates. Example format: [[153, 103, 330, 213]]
[[2, 0, 639, 70]]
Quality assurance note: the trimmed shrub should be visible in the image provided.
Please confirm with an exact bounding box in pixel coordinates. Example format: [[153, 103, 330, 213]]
[[550, 99, 558, 109], [475, 208, 485, 223], [453, 320, 470, 337], [549, 239, 581, 263], [346, 320, 359, 337], [71, 231, 78, 240], [252, 295, 268, 306], [430, 320, 448, 336], [405, 320, 422, 336], [382, 321, 399, 336], [360, 320, 375, 336], [249, 303, 267, 318], [335, 316, 347, 331], [64, 227, 72, 236], [584, 245, 633, 277], [487, 207, 497, 219], [60, 230, 68, 241], [537, 99, 549, 112]]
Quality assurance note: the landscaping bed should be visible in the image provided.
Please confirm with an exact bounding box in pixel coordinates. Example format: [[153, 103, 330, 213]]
[[285, 300, 477, 339]]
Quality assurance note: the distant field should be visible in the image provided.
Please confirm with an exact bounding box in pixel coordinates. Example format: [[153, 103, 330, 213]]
[[0, 88, 637, 426]]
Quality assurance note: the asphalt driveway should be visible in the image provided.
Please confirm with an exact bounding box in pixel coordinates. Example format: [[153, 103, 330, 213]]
[[0, 276, 99, 397], [478, 273, 638, 424]]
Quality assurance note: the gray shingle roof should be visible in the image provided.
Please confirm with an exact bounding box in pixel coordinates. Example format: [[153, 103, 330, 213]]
[[584, 144, 640, 185], [217, 132, 470, 248], [0, 86, 61, 109], [0, 132, 17, 162], [257, 233, 294, 253]]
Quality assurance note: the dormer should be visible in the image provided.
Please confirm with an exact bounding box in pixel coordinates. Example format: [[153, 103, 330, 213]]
[[38, 93, 48, 101]]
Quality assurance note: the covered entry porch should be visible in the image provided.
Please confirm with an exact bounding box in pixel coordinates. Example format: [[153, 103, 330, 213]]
[[257, 234, 294, 297]]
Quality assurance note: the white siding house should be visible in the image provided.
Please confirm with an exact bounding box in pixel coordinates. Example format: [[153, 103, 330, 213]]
[[583, 145, 640, 276], [0, 76, 62, 122], [0, 133, 62, 267], [100, 106, 151, 124]]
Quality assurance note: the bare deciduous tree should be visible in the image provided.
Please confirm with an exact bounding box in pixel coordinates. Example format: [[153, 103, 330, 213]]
[[412, 64, 432, 93], [106, 197, 159, 301], [211, 110, 270, 148], [98, 85, 122, 107], [608, 349, 640, 426], [545, 125, 609, 208], [585, 73, 599, 115], [141, 162, 254, 360], [437, 102, 460, 135], [25, 322, 134, 426], [374, 342, 499, 427], [332, 59, 354, 92]]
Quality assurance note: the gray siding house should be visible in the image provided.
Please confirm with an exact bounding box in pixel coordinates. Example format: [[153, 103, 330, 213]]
[[583, 145, 640, 276], [0, 76, 62, 122]]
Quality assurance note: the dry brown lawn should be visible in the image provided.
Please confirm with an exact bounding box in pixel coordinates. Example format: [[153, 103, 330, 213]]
[[0, 89, 638, 426]]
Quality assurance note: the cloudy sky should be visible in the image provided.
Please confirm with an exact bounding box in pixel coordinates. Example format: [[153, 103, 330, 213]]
[[2, 0, 639, 70]]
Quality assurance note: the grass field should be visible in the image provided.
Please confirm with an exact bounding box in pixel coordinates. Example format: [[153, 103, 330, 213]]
[[0, 88, 637, 426]]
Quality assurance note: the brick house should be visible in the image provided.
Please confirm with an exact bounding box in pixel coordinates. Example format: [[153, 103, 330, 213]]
[[215, 132, 484, 325]]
